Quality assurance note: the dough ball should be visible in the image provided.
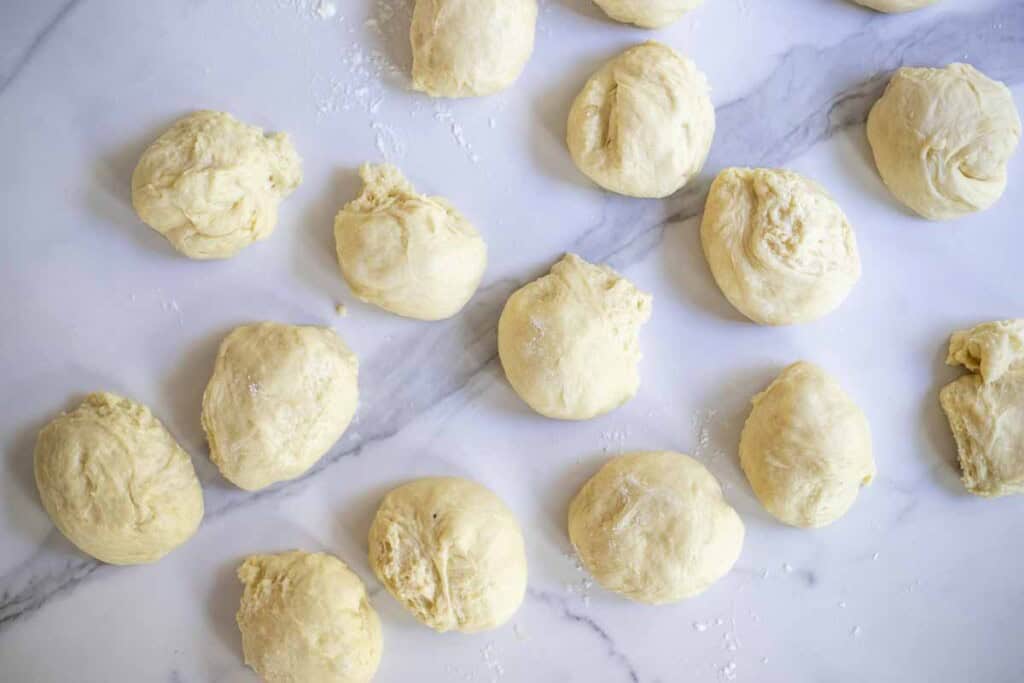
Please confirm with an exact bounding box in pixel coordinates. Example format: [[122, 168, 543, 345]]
[[567, 42, 714, 198], [410, 0, 537, 98], [568, 451, 744, 604], [368, 477, 527, 633], [867, 63, 1021, 220], [498, 253, 652, 420], [851, 0, 938, 11], [202, 322, 358, 491], [592, 0, 702, 28], [946, 319, 1024, 384], [334, 164, 487, 320], [236, 551, 382, 683], [740, 362, 875, 528], [34, 392, 203, 565], [131, 111, 302, 259]]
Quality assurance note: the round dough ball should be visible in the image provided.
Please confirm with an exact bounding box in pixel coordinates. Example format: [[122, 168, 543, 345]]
[[700, 167, 861, 325], [567, 42, 714, 198], [867, 63, 1021, 220], [569, 451, 744, 604], [236, 551, 382, 683], [851, 0, 937, 11], [411, 0, 537, 98], [34, 392, 203, 565], [368, 477, 527, 632], [498, 253, 652, 420], [592, 0, 702, 28], [131, 110, 302, 259], [202, 322, 358, 491], [334, 164, 487, 320], [740, 362, 875, 528]]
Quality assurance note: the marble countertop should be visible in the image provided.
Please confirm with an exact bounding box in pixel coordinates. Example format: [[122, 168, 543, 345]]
[[2, 0, 1023, 681]]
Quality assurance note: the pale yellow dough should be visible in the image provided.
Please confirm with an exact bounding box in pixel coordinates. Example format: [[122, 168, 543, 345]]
[[236, 551, 382, 683], [34, 392, 203, 565], [368, 477, 527, 633], [131, 111, 302, 259], [852, 0, 938, 11], [592, 0, 703, 28]]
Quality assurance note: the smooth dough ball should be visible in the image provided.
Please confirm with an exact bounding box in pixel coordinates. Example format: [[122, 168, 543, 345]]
[[334, 164, 487, 320], [567, 42, 715, 198], [852, 0, 938, 11], [740, 362, 875, 528], [34, 392, 203, 565], [368, 477, 527, 633], [867, 63, 1021, 220], [410, 0, 537, 98], [236, 551, 382, 683], [592, 0, 703, 27], [568, 451, 744, 604], [131, 111, 302, 259], [700, 167, 861, 325], [498, 253, 652, 420], [202, 322, 358, 491]]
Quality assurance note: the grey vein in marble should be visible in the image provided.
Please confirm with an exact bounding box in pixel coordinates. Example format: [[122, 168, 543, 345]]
[[0, 0, 83, 98]]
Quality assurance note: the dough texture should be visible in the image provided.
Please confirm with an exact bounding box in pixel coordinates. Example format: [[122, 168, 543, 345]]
[[740, 362, 875, 528], [701, 167, 861, 325], [941, 320, 1024, 497], [867, 63, 1021, 220], [334, 164, 487, 320], [237, 551, 382, 683], [131, 111, 302, 259], [568, 451, 744, 604], [202, 322, 359, 491], [34, 392, 203, 565], [852, 0, 938, 11], [410, 0, 537, 98], [567, 42, 715, 198], [592, 0, 703, 28], [368, 477, 527, 633], [498, 254, 652, 420]]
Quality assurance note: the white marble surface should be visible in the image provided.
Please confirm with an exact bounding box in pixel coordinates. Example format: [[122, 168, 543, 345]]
[[2, 0, 1023, 681]]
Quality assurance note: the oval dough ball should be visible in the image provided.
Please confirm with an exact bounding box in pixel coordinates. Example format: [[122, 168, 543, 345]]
[[592, 0, 703, 28], [368, 477, 527, 633], [498, 253, 652, 420], [334, 164, 487, 320], [740, 362, 875, 528], [34, 392, 203, 565], [700, 167, 861, 325], [237, 551, 382, 683], [852, 0, 938, 11], [567, 42, 714, 198], [410, 0, 537, 98], [867, 63, 1021, 220], [131, 111, 302, 259], [202, 322, 358, 491], [569, 451, 744, 604]]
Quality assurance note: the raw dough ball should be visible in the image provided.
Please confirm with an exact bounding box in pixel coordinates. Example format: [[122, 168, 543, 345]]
[[34, 392, 203, 565], [202, 322, 358, 491], [498, 253, 652, 420], [592, 0, 702, 28], [867, 63, 1021, 220], [568, 451, 744, 604], [236, 551, 382, 683], [947, 319, 1024, 383], [567, 42, 715, 198], [700, 167, 861, 325], [740, 362, 875, 528], [410, 0, 537, 98], [334, 164, 487, 320], [368, 477, 527, 632], [131, 111, 302, 259], [852, 0, 937, 11]]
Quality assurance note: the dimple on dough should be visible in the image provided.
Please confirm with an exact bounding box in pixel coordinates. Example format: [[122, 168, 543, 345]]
[[201, 322, 358, 491], [497, 253, 652, 421], [334, 164, 487, 320], [852, 0, 938, 11], [591, 0, 703, 28], [941, 320, 1024, 497], [568, 451, 744, 604], [410, 0, 538, 98], [567, 42, 715, 198], [131, 111, 302, 259], [700, 167, 861, 325], [236, 551, 382, 683], [368, 477, 527, 633], [867, 63, 1021, 220], [739, 362, 875, 528], [34, 392, 204, 565]]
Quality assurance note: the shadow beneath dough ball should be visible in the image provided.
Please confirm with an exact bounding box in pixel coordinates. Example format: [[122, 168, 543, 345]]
[[920, 336, 967, 496], [206, 557, 245, 664]]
